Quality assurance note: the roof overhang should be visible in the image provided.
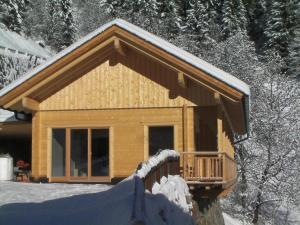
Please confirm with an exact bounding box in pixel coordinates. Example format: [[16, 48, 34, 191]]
[[0, 19, 250, 135]]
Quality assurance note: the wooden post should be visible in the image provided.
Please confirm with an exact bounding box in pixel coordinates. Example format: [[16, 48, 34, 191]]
[[66, 128, 71, 180], [183, 104, 188, 152], [88, 129, 92, 179], [222, 154, 226, 182]]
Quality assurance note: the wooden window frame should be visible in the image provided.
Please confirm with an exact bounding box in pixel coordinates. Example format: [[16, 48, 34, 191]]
[[144, 124, 177, 160], [48, 126, 111, 183]]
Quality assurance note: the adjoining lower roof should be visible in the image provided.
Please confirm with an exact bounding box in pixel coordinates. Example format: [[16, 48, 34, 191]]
[[0, 28, 52, 60], [0, 109, 16, 122], [0, 19, 250, 98]]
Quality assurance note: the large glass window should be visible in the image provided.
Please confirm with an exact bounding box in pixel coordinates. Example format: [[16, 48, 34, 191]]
[[149, 126, 174, 156], [51, 128, 110, 179], [52, 129, 66, 177], [70, 129, 88, 177], [91, 129, 109, 176]]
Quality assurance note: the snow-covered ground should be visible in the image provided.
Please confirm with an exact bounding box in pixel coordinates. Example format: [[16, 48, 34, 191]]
[[0, 181, 112, 206], [0, 176, 193, 225], [223, 213, 246, 225], [290, 207, 300, 225]]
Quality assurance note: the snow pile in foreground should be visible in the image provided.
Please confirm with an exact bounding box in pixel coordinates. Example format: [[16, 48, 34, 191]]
[[136, 149, 179, 178], [0, 177, 193, 225], [152, 175, 192, 213]]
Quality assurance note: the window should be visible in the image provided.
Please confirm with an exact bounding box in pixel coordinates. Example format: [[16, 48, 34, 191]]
[[51, 128, 109, 179], [52, 129, 66, 177], [91, 129, 109, 176], [149, 126, 174, 156]]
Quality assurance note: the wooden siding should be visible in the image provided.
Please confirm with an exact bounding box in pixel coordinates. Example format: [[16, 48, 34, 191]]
[[31, 107, 195, 179], [219, 109, 234, 158], [40, 51, 216, 111]]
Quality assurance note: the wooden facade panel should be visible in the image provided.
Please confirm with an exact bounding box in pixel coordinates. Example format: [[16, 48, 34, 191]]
[[221, 111, 234, 158], [32, 107, 190, 179], [40, 50, 216, 111]]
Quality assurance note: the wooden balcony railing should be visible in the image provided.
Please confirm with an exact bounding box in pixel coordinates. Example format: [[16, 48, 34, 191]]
[[181, 152, 237, 188], [136, 150, 180, 192]]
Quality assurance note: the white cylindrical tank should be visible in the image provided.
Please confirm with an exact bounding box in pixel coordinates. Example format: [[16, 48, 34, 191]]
[[0, 154, 13, 181]]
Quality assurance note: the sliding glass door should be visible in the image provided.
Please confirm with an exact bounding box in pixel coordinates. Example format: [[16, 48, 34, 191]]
[[51, 128, 110, 181], [70, 129, 88, 177]]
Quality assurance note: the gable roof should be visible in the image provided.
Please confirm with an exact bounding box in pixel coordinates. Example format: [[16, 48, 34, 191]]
[[0, 19, 249, 98], [0, 19, 250, 135]]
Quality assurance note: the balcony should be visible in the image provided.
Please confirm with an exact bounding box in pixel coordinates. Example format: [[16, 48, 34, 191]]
[[181, 152, 237, 189]]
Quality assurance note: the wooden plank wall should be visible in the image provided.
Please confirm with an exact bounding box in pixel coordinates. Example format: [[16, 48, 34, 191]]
[[197, 106, 218, 151], [32, 107, 195, 179], [220, 111, 234, 158], [39, 51, 215, 110]]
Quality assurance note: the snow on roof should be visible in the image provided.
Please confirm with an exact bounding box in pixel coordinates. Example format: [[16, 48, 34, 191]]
[[0, 109, 17, 122], [0, 28, 51, 59], [0, 19, 250, 98]]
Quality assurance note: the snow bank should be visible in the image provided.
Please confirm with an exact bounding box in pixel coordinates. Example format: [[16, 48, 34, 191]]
[[223, 213, 245, 225], [0, 28, 51, 59], [152, 175, 193, 214], [136, 149, 179, 178], [0, 177, 194, 225]]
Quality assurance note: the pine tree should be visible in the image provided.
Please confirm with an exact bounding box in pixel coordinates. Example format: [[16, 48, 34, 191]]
[[103, 0, 124, 18], [157, 0, 182, 38], [287, 1, 300, 79], [248, 0, 266, 52], [45, 0, 76, 52], [236, 0, 248, 31], [22, 0, 47, 38], [0, 0, 22, 33], [221, 0, 239, 38], [45, 0, 61, 51], [264, 0, 290, 57], [78, 0, 110, 36], [186, 0, 209, 41], [60, 0, 76, 50]]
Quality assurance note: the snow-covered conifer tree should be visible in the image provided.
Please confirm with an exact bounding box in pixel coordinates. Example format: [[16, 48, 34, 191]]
[[45, 0, 62, 51], [0, 0, 22, 33], [236, 0, 248, 31], [45, 0, 76, 52], [157, 0, 182, 38], [221, 0, 238, 38], [264, 0, 290, 57], [60, 0, 76, 50], [287, 1, 300, 79], [103, 0, 123, 18], [186, 0, 209, 42]]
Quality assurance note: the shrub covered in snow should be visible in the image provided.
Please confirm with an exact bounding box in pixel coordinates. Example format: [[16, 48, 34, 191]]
[[152, 175, 193, 214]]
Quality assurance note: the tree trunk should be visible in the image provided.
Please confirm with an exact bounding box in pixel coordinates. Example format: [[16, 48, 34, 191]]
[[192, 197, 225, 225], [252, 189, 262, 225]]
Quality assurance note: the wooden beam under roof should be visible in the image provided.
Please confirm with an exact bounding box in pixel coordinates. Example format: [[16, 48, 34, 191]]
[[214, 93, 235, 134], [22, 97, 39, 111], [178, 71, 187, 88], [114, 38, 127, 56]]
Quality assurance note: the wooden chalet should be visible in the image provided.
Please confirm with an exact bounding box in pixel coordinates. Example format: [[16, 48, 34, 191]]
[[0, 19, 250, 194]]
